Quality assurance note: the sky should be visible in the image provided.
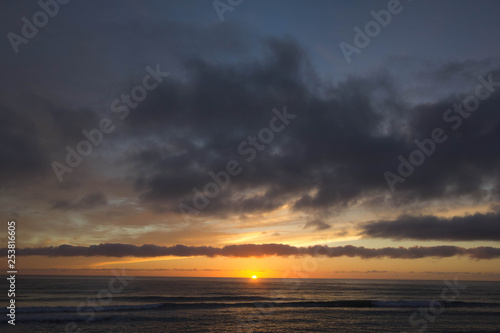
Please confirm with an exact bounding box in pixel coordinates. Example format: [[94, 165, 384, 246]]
[[1, 0, 500, 281]]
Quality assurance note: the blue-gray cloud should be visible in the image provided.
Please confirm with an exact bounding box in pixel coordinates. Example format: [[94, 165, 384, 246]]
[[360, 212, 500, 241]]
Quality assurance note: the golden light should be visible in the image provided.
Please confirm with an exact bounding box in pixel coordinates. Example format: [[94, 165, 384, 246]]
[[251, 275, 258, 280]]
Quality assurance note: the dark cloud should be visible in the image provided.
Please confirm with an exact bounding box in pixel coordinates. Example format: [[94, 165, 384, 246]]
[[0, 105, 50, 185], [334, 270, 393, 274], [9, 243, 500, 260], [123, 45, 500, 217], [303, 220, 331, 231], [52, 192, 107, 210], [0, 96, 104, 189], [360, 212, 500, 241]]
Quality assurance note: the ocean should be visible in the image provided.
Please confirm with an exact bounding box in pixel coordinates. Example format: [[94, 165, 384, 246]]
[[1, 275, 499, 332]]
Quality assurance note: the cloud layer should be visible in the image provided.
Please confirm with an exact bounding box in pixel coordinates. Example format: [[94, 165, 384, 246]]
[[9, 243, 500, 260]]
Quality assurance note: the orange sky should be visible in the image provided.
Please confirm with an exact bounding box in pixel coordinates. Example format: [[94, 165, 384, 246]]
[[10, 248, 500, 281], [2, 200, 500, 281]]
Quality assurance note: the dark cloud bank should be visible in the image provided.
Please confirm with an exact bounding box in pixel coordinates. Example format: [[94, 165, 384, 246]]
[[8, 243, 500, 260], [361, 212, 500, 241]]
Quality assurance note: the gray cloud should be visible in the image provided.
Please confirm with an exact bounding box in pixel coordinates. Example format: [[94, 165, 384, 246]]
[[51, 192, 107, 210], [303, 220, 331, 231], [122, 53, 500, 217], [9, 243, 500, 260], [360, 212, 500, 241]]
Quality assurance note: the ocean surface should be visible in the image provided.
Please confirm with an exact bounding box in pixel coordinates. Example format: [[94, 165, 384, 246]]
[[1, 275, 499, 332]]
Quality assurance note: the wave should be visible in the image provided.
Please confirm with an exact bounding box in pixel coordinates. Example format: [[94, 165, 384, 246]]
[[2, 299, 499, 317], [372, 300, 500, 308], [11, 295, 289, 303], [1, 300, 499, 324]]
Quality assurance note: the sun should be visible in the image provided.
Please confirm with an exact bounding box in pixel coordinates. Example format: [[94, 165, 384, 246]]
[[251, 275, 258, 280]]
